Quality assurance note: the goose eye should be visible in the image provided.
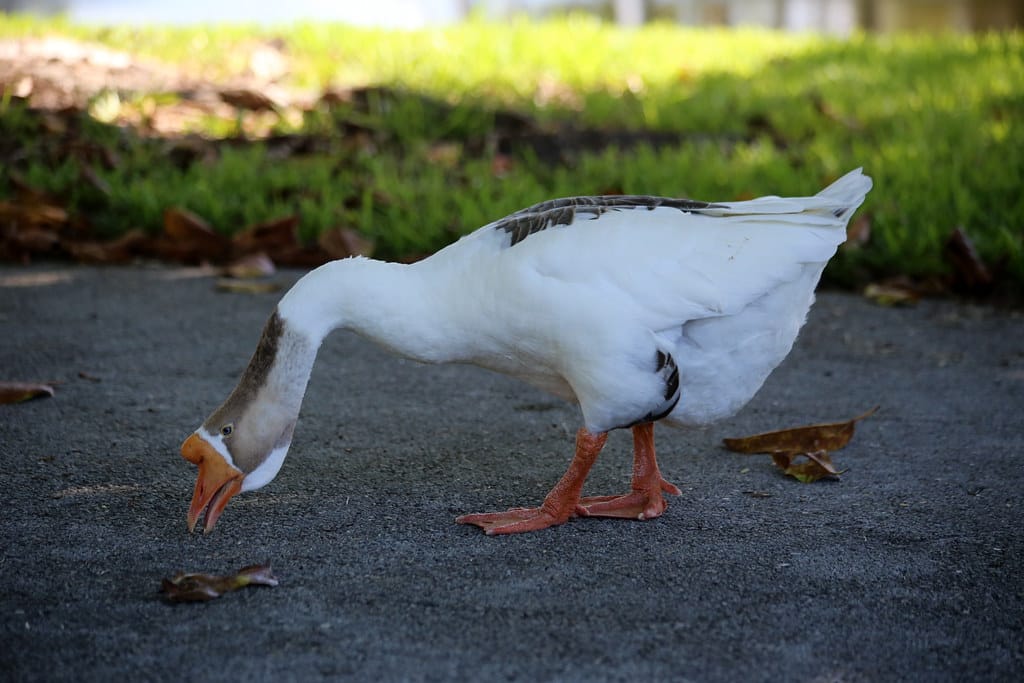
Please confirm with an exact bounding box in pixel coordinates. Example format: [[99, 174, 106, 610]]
[[221, 424, 234, 437]]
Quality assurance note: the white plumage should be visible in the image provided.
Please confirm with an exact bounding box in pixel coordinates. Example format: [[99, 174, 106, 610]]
[[181, 168, 872, 536]]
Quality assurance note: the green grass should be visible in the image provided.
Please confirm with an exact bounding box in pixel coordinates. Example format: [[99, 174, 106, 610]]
[[2, 15, 1023, 293]]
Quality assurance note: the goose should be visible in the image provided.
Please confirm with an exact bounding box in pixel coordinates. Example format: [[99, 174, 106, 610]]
[[181, 168, 872, 535]]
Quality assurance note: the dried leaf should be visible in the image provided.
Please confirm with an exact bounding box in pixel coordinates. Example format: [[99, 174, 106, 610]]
[[771, 450, 846, 483], [723, 407, 878, 455], [0, 200, 68, 228], [64, 229, 153, 264], [318, 227, 374, 260], [864, 282, 920, 307], [233, 215, 300, 253], [946, 227, 993, 294], [163, 208, 229, 260], [161, 563, 278, 603], [843, 213, 872, 250], [224, 252, 276, 279], [270, 244, 330, 268], [219, 88, 276, 111], [8, 227, 60, 253], [0, 381, 55, 404], [215, 278, 282, 294]]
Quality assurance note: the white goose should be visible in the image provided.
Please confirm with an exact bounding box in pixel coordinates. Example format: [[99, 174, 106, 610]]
[[181, 168, 872, 535]]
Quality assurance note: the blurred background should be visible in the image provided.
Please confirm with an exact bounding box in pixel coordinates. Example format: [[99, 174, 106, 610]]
[[1, 0, 1022, 302], [3, 0, 1023, 32]]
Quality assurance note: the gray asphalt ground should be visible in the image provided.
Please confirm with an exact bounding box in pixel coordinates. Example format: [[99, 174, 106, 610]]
[[1, 263, 1022, 682]]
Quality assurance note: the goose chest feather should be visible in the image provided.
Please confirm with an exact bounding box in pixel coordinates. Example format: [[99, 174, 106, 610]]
[[181, 168, 872, 535]]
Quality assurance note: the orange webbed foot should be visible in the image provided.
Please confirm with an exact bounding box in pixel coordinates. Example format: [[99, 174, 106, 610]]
[[458, 427, 608, 536], [577, 423, 681, 521], [576, 477, 681, 520], [456, 507, 574, 535]]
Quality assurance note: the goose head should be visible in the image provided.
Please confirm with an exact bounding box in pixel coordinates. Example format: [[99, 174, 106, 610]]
[[180, 309, 314, 533], [180, 417, 295, 534]]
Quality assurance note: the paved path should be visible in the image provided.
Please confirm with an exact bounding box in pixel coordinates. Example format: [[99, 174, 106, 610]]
[[1, 264, 1022, 682]]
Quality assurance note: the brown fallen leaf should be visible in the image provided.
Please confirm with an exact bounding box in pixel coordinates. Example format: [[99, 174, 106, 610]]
[[219, 88, 277, 112], [7, 227, 61, 254], [843, 212, 872, 250], [0, 200, 69, 228], [318, 226, 374, 260], [771, 450, 847, 483], [215, 278, 282, 294], [233, 215, 300, 253], [0, 381, 55, 405], [863, 281, 920, 307], [946, 227, 993, 295], [723, 406, 878, 455], [161, 563, 278, 603], [224, 252, 276, 279], [163, 207, 230, 260]]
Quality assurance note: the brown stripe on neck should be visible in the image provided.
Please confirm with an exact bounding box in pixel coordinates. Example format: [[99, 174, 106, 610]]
[[203, 309, 284, 432], [236, 309, 284, 399]]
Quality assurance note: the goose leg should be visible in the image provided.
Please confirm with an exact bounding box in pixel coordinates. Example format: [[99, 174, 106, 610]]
[[576, 422, 681, 520], [457, 428, 608, 535]]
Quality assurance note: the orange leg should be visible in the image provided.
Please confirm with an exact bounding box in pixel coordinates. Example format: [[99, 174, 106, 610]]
[[457, 428, 608, 535], [577, 422, 681, 520]]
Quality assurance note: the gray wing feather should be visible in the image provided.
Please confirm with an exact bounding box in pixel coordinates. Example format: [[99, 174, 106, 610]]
[[494, 195, 723, 247]]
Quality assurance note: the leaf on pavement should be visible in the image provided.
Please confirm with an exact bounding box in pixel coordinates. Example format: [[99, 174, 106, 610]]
[[724, 407, 878, 455], [224, 252, 276, 279], [863, 281, 920, 307], [0, 382, 55, 405], [161, 563, 278, 603], [723, 407, 877, 483], [771, 450, 847, 483], [215, 278, 282, 294]]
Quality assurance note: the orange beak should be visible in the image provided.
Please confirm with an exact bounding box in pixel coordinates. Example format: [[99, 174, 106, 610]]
[[181, 432, 244, 534]]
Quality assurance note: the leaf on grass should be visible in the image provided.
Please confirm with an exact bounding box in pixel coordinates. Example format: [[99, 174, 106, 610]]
[[219, 88, 277, 112], [8, 228, 61, 253], [0, 382, 55, 405], [723, 406, 878, 455], [945, 227, 993, 294], [161, 563, 278, 603], [64, 229, 154, 264], [843, 213, 872, 250], [233, 215, 300, 253], [0, 199, 69, 228], [318, 227, 374, 260], [163, 207, 230, 259], [771, 450, 847, 483]]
